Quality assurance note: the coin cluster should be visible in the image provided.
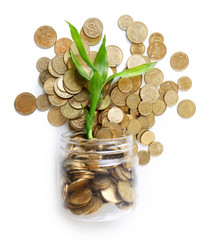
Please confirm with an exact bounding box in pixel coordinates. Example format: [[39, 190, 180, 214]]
[[14, 16, 196, 169], [61, 136, 136, 215]]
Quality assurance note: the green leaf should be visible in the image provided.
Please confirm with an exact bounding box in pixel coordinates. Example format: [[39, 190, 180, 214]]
[[103, 62, 157, 88], [93, 35, 108, 81], [65, 21, 96, 70], [70, 49, 90, 80], [88, 71, 102, 119]]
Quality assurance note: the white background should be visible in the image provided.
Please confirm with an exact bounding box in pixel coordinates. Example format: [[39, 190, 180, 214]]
[[0, 0, 210, 239]]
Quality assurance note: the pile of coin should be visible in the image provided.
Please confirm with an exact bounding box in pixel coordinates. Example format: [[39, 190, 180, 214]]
[[14, 16, 196, 168], [60, 139, 136, 215]]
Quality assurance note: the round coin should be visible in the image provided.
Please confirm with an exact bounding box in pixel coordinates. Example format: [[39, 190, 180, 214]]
[[34, 25, 57, 48], [118, 77, 133, 93], [137, 150, 150, 165], [164, 90, 179, 106], [149, 32, 164, 44], [111, 87, 128, 106], [126, 21, 148, 43], [141, 130, 155, 145], [52, 54, 67, 75], [138, 100, 153, 116], [170, 52, 189, 71], [107, 107, 124, 123], [130, 42, 145, 55], [117, 180, 135, 203], [36, 94, 51, 111], [54, 38, 72, 54], [127, 54, 146, 69], [36, 57, 50, 72], [106, 45, 123, 67], [159, 81, 178, 97], [118, 15, 133, 30], [144, 68, 164, 87], [69, 188, 92, 206], [177, 76, 192, 91], [127, 119, 141, 135], [48, 94, 67, 107], [148, 141, 163, 156], [61, 102, 83, 119], [80, 27, 102, 46], [126, 93, 141, 109], [83, 18, 103, 38], [47, 107, 67, 126], [101, 183, 121, 203], [44, 78, 56, 94], [152, 98, 167, 116], [177, 99, 196, 118], [147, 42, 167, 60], [38, 69, 53, 87], [140, 84, 159, 103], [14, 92, 36, 115]]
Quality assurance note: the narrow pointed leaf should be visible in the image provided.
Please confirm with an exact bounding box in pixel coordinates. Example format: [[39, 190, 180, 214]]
[[93, 35, 108, 81], [70, 49, 90, 80], [66, 21, 96, 70], [103, 62, 157, 88]]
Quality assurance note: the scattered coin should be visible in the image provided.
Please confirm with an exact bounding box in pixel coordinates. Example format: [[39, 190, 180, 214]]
[[44, 78, 56, 95], [126, 21, 148, 43], [34, 25, 57, 48], [107, 107, 124, 123], [38, 69, 53, 87], [52, 54, 67, 74], [14, 92, 37, 115], [130, 43, 145, 55], [144, 68, 164, 87], [61, 101, 83, 119], [54, 38, 72, 54], [164, 90, 179, 106], [127, 119, 141, 134], [80, 27, 102, 46], [152, 98, 167, 116], [126, 93, 141, 109], [36, 57, 50, 72], [149, 32, 164, 44], [170, 52, 189, 71], [118, 15, 133, 30], [36, 94, 51, 111], [48, 94, 67, 107], [140, 84, 159, 103], [138, 150, 150, 165], [83, 18, 103, 38], [159, 81, 178, 97], [177, 99, 196, 118], [147, 42, 167, 60], [138, 100, 153, 116], [47, 106, 67, 126], [111, 87, 128, 106], [127, 54, 146, 69], [141, 130, 155, 145], [118, 77, 133, 93], [148, 141, 163, 156], [106, 45, 123, 67], [177, 76, 192, 91]]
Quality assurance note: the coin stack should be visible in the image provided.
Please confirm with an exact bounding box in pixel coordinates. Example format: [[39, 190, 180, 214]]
[[14, 16, 196, 168], [60, 136, 136, 215]]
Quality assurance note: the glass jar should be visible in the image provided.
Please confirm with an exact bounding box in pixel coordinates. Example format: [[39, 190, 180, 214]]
[[58, 131, 138, 222]]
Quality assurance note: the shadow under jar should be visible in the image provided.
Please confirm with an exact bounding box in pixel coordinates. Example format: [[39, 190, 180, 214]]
[[59, 131, 138, 222]]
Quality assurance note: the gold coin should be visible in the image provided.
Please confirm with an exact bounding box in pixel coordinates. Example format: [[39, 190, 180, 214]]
[[54, 81, 73, 99], [177, 99, 196, 118], [111, 87, 127, 106], [177, 76, 192, 91], [149, 32, 164, 44], [120, 114, 130, 130], [92, 175, 111, 189], [118, 77, 133, 93], [36, 94, 51, 111], [96, 127, 113, 139], [83, 18, 103, 38], [127, 54, 146, 69], [141, 130, 155, 145], [138, 100, 153, 116], [38, 69, 53, 87], [61, 102, 83, 119], [86, 197, 103, 215], [118, 15, 133, 30], [137, 150, 150, 165], [146, 112, 155, 128], [88, 51, 98, 63], [80, 27, 102, 46], [159, 81, 178, 97], [130, 43, 145, 55], [69, 114, 86, 130], [126, 93, 141, 109], [71, 40, 90, 55], [127, 119, 141, 134], [137, 117, 149, 129], [64, 49, 71, 65], [170, 52, 189, 71], [48, 61, 61, 78], [73, 88, 89, 102], [63, 70, 83, 94], [130, 75, 142, 91], [48, 94, 67, 107], [136, 129, 148, 142], [117, 180, 135, 203], [36, 57, 50, 72], [164, 90, 179, 106], [148, 141, 163, 156], [143, 56, 151, 63], [126, 21, 148, 43], [147, 42, 167, 60], [103, 122, 123, 137], [14, 92, 36, 115], [144, 68, 164, 87], [69, 97, 89, 110], [130, 108, 140, 119], [34, 25, 57, 48], [152, 98, 167, 116], [101, 183, 121, 203], [54, 38, 72, 54], [52, 53, 67, 75], [116, 201, 134, 211], [44, 78, 56, 94], [97, 95, 111, 110], [140, 84, 159, 103], [106, 45, 123, 67], [107, 107, 124, 123], [47, 107, 67, 126], [68, 179, 89, 192], [69, 188, 92, 206]]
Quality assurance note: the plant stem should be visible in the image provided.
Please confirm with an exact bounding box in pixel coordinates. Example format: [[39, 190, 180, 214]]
[[87, 127, 93, 139]]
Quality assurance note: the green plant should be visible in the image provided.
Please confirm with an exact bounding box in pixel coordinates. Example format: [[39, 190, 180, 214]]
[[66, 21, 156, 139]]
